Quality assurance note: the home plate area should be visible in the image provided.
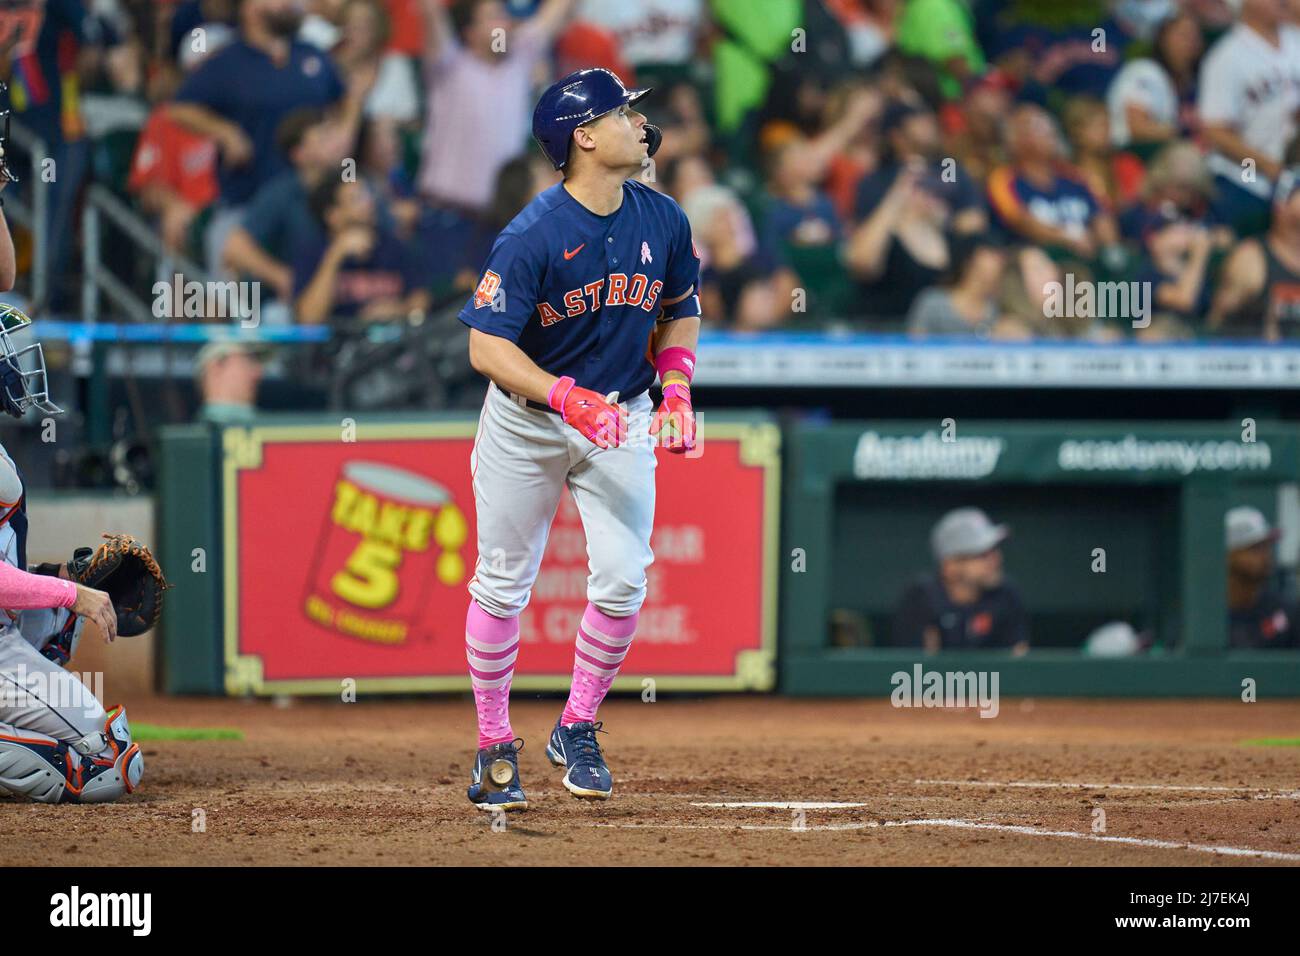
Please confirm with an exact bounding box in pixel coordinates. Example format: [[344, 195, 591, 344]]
[[5, 696, 1299, 866]]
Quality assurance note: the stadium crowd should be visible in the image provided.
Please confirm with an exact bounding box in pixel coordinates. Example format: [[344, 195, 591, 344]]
[[3, 0, 1300, 340]]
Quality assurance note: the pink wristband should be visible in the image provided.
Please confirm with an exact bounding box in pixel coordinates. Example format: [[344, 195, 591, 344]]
[[547, 376, 576, 416], [654, 346, 696, 384]]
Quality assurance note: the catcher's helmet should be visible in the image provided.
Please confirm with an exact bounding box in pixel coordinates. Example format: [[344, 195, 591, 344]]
[[532, 68, 659, 170], [0, 303, 61, 417]]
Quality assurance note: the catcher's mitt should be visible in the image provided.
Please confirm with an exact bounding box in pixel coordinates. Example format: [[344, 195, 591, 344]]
[[69, 533, 171, 637]]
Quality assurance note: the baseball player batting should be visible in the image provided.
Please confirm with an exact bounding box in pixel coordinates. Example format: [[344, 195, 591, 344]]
[[459, 68, 700, 811]]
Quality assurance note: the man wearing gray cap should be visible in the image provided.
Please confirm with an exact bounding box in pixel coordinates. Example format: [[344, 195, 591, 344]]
[[1226, 506, 1296, 649], [891, 507, 1029, 654], [194, 341, 269, 425]]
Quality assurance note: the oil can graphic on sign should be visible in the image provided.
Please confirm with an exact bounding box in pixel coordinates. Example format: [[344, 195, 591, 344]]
[[304, 461, 468, 644]]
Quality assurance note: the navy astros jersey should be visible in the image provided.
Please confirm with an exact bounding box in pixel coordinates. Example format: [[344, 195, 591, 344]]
[[458, 180, 702, 398]]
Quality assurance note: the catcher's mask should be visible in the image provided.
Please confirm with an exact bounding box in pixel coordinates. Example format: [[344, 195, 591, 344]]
[[0, 304, 62, 417]]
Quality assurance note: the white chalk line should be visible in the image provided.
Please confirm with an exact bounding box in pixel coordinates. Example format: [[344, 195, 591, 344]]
[[691, 801, 871, 809], [916, 779, 1300, 798], [594, 818, 1300, 861]]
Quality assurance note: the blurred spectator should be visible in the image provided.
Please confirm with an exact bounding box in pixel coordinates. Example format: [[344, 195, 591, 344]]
[[987, 104, 1119, 263], [300, 0, 346, 48], [356, 120, 421, 240], [335, 0, 421, 230], [408, 151, 556, 300], [128, 58, 221, 254], [170, 0, 357, 272], [1136, 219, 1214, 327], [77, 0, 147, 137], [759, 139, 842, 254], [1105, 9, 1204, 152], [1209, 162, 1300, 338], [415, 0, 576, 212], [827, 0, 900, 68], [169, 0, 239, 61], [635, 81, 709, 167], [684, 184, 797, 329], [553, 19, 636, 84], [1198, 0, 1300, 237], [222, 107, 347, 304], [335, 0, 420, 127], [573, 0, 703, 72], [1124, 144, 1226, 327], [895, 0, 985, 100], [822, 82, 886, 223], [998, 244, 1089, 338], [906, 232, 1007, 338], [1120, 141, 1228, 245], [892, 507, 1030, 654], [7, 0, 110, 307], [1062, 95, 1144, 212], [943, 70, 1013, 182], [873, 48, 945, 107], [663, 152, 716, 208], [450, 153, 558, 292], [1112, 0, 1183, 41], [1225, 506, 1297, 649], [294, 178, 430, 324], [757, 89, 875, 257], [845, 98, 987, 322], [194, 340, 268, 425], [978, 0, 1132, 101]]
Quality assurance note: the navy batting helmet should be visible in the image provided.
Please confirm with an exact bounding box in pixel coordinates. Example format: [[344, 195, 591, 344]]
[[532, 68, 661, 170]]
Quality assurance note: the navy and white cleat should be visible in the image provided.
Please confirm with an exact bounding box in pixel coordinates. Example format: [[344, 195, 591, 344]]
[[546, 720, 612, 800], [466, 738, 528, 812]]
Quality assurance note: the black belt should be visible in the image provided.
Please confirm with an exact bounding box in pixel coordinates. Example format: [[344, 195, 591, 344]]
[[494, 382, 558, 414], [493, 382, 648, 414]]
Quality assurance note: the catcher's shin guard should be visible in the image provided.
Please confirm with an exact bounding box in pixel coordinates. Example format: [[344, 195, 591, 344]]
[[0, 705, 143, 803]]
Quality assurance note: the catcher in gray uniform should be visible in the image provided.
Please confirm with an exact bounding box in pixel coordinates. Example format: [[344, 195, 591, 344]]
[[0, 307, 168, 803]]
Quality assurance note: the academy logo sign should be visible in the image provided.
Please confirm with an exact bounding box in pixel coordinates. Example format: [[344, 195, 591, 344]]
[[1058, 437, 1273, 474], [853, 431, 1005, 480]]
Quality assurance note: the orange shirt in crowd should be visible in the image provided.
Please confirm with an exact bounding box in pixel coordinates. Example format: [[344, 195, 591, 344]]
[[127, 106, 219, 210]]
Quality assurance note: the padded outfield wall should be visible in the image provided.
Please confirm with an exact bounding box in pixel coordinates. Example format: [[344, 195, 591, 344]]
[[157, 414, 1300, 697]]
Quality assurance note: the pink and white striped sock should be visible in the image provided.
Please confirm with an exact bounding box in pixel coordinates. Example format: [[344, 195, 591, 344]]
[[561, 603, 638, 726], [465, 600, 520, 750]]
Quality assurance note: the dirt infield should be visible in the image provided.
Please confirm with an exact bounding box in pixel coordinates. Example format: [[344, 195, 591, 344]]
[[3, 695, 1298, 866]]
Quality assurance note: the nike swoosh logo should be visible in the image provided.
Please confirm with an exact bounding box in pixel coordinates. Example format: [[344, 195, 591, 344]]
[[564, 244, 585, 260]]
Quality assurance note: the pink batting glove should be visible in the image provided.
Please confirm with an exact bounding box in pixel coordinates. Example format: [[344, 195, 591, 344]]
[[649, 382, 695, 453]]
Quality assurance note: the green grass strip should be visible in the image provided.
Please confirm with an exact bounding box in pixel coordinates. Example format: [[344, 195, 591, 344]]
[[1241, 737, 1300, 748], [129, 723, 245, 741]]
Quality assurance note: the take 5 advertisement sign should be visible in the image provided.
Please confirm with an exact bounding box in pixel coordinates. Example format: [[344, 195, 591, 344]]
[[221, 416, 778, 695]]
